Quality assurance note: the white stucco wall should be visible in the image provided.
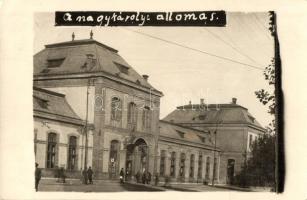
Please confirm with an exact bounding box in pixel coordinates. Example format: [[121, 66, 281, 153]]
[[44, 86, 95, 123], [34, 119, 93, 170]]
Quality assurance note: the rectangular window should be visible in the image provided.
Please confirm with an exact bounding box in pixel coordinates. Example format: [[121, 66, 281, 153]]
[[197, 154, 203, 178], [189, 154, 195, 178], [170, 152, 176, 177], [47, 133, 57, 168], [142, 106, 151, 131], [205, 157, 210, 179], [179, 153, 185, 178], [249, 134, 253, 149], [127, 102, 137, 129], [214, 157, 218, 180], [68, 136, 77, 170], [160, 150, 166, 176]]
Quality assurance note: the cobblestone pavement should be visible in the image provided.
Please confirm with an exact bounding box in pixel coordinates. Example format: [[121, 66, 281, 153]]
[[165, 183, 238, 192], [38, 179, 163, 192], [38, 179, 239, 192]]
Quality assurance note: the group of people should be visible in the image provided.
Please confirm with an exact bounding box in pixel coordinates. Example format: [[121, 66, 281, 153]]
[[135, 170, 152, 184], [35, 164, 154, 192], [81, 166, 94, 184], [119, 168, 152, 185]]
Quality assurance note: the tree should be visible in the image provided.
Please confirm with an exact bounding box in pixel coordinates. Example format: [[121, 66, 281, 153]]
[[234, 58, 277, 189], [255, 58, 276, 134]]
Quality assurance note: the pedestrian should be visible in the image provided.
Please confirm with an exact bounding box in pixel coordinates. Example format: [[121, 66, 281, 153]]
[[119, 168, 125, 184], [35, 163, 42, 192], [82, 168, 88, 184], [87, 166, 93, 184]]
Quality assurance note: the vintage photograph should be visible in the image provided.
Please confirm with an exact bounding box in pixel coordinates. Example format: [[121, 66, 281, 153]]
[[33, 12, 277, 192]]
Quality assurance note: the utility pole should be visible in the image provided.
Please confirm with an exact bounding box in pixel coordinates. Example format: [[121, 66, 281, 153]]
[[84, 78, 90, 170], [212, 111, 222, 186], [212, 130, 217, 186]]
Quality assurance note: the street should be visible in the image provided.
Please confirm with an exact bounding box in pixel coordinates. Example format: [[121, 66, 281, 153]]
[[38, 179, 235, 192]]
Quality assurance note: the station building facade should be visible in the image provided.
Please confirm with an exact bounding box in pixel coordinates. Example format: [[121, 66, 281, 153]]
[[33, 35, 262, 185]]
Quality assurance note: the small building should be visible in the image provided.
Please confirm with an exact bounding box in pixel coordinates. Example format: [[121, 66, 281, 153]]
[[163, 98, 266, 184], [33, 87, 94, 178]]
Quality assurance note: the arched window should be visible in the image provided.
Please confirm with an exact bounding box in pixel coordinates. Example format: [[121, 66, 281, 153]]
[[179, 153, 186, 178], [160, 150, 166, 176], [142, 106, 151, 131], [197, 154, 203, 179], [68, 136, 77, 170], [213, 157, 218, 180], [189, 154, 195, 178], [127, 102, 137, 128], [47, 133, 57, 168], [111, 97, 122, 121], [205, 156, 211, 179], [170, 152, 176, 177]]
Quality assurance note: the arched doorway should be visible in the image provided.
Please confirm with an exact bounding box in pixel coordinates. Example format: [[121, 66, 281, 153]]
[[109, 140, 120, 179], [125, 138, 148, 181]]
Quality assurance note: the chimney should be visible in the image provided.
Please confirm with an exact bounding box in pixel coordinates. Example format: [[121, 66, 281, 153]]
[[232, 98, 237, 104], [200, 98, 205, 105], [189, 100, 192, 105], [142, 75, 149, 81]]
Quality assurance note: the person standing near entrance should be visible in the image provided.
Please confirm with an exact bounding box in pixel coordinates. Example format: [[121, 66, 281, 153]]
[[119, 168, 125, 184], [87, 166, 93, 184], [35, 163, 42, 192]]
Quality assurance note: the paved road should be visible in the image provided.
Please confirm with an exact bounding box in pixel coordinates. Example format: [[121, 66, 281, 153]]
[[38, 179, 239, 192], [38, 179, 163, 192]]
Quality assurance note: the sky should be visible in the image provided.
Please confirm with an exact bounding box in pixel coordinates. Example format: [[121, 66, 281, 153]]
[[34, 12, 275, 127]]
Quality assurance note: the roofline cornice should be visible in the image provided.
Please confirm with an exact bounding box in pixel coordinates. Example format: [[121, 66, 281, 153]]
[[159, 136, 220, 152], [34, 111, 85, 126], [159, 120, 210, 135], [33, 72, 164, 97], [174, 122, 266, 132]]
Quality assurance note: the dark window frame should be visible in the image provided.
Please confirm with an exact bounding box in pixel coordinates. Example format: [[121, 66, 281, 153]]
[[46, 133, 57, 168], [67, 136, 77, 171]]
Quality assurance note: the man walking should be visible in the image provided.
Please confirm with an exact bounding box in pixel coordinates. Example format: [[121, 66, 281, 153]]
[[35, 163, 42, 192], [87, 166, 93, 184]]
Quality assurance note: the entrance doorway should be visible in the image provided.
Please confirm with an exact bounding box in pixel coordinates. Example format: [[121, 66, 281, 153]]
[[109, 140, 120, 179], [125, 138, 148, 181], [227, 159, 235, 184]]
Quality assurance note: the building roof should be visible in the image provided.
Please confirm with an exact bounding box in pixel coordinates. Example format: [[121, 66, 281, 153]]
[[33, 87, 84, 125], [34, 38, 162, 95], [163, 101, 265, 131], [159, 120, 219, 151]]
